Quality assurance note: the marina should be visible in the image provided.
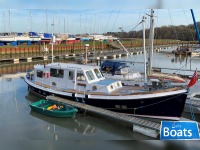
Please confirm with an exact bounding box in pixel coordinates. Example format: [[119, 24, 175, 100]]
[[46, 95, 161, 138], [1, 42, 200, 140], [0, 72, 200, 140], [1, 7, 200, 150]]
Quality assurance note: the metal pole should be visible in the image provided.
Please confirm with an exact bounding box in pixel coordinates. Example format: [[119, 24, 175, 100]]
[[51, 23, 54, 63], [8, 10, 11, 33], [3, 12, 5, 32], [142, 16, 147, 82], [148, 9, 155, 75], [30, 10, 32, 31], [59, 10, 60, 34], [117, 40, 133, 59], [85, 44, 89, 64], [64, 18, 66, 33], [46, 9, 48, 33]]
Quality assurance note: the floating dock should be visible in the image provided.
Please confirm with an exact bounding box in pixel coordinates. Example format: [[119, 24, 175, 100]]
[[185, 97, 200, 114], [46, 95, 161, 138]]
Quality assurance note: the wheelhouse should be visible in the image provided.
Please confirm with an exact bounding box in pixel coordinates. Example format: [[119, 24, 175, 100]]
[[33, 63, 122, 93]]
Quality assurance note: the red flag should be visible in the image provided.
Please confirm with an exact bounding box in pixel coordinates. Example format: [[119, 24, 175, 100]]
[[187, 69, 198, 88]]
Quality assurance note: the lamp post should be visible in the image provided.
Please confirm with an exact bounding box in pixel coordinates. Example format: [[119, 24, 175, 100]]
[[84, 44, 89, 64]]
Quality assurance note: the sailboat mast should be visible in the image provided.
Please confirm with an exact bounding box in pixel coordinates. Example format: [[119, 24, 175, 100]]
[[46, 9, 48, 33], [30, 10, 32, 31], [64, 18, 66, 33], [142, 16, 147, 82], [3, 12, 5, 32], [51, 19, 54, 63], [58, 10, 61, 34], [8, 10, 11, 34], [147, 9, 155, 75]]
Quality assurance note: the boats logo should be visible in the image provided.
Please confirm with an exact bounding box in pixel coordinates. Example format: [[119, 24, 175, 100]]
[[160, 121, 200, 140]]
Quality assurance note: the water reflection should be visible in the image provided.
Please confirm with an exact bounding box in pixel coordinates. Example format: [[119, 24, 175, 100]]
[[0, 57, 76, 74], [0, 51, 197, 76], [171, 55, 192, 67], [25, 91, 151, 140], [29, 110, 96, 139]]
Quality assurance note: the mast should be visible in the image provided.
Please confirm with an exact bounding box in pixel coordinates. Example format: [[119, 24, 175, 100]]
[[3, 12, 5, 32], [46, 9, 48, 33], [190, 9, 200, 44], [64, 18, 66, 33], [80, 15, 82, 34], [51, 20, 55, 63], [59, 9, 60, 34], [30, 10, 32, 31], [8, 10, 11, 34], [147, 9, 155, 76], [142, 16, 147, 82]]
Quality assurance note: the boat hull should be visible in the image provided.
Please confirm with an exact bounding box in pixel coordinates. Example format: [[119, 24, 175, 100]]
[[26, 80, 187, 120]]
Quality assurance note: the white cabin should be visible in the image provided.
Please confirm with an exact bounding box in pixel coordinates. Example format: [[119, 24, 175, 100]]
[[33, 63, 122, 93]]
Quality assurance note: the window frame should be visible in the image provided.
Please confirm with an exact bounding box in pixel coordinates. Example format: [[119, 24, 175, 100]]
[[50, 68, 64, 78], [37, 70, 43, 78]]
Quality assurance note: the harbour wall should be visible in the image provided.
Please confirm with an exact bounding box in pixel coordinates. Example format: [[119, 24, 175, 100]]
[[0, 40, 194, 60]]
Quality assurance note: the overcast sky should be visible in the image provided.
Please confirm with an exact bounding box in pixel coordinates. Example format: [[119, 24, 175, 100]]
[[0, 0, 200, 34]]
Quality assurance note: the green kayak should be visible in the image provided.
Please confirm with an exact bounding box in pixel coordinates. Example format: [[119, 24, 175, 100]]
[[29, 99, 78, 118]]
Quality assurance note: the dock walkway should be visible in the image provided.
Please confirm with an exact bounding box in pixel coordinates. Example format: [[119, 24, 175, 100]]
[[46, 95, 160, 138], [185, 96, 200, 114], [186, 98, 200, 107]]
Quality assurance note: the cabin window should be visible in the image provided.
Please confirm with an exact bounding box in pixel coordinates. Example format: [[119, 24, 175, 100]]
[[94, 68, 102, 79], [77, 71, 86, 81], [52, 82, 56, 86], [68, 71, 74, 80], [50, 68, 64, 78], [37, 70, 43, 78], [86, 70, 95, 81]]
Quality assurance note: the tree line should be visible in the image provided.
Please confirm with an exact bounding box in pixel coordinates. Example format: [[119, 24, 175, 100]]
[[106, 22, 200, 41]]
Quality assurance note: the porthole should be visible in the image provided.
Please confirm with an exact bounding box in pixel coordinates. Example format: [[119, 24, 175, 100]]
[[52, 82, 56, 86], [110, 85, 113, 90], [92, 86, 97, 91]]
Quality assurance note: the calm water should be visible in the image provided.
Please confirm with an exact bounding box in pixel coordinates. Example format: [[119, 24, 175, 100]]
[[0, 50, 200, 149], [119, 46, 200, 76]]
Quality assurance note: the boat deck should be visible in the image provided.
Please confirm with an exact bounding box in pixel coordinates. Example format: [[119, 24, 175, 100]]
[[46, 95, 161, 138], [33, 80, 184, 96]]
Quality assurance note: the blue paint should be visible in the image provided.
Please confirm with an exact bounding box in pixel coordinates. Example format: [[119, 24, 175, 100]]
[[191, 9, 200, 44], [160, 121, 200, 140]]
